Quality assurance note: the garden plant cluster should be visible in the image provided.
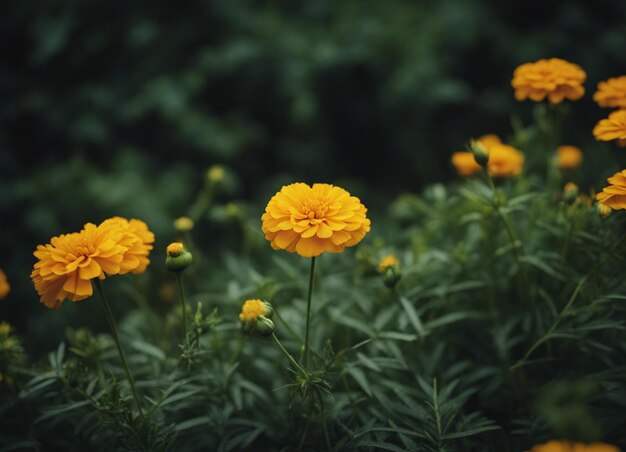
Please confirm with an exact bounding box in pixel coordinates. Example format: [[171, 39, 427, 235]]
[[2, 58, 626, 451]]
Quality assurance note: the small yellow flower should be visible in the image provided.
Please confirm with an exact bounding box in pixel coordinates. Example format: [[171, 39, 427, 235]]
[[512, 58, 586, 104], [166, 242, 184, 257], [174, 216, 194, 232], [593, 110, 626, 143], [593, 75, 626, 109], [598, 203, 612, 217], [262, 183, 371, 257], [378, 254, 400, 273], [530, 440, 620, 452], [0, 269, 9, 300], [239, 299, 268, 322], [596, 169, 626, 210], [207, 165, 225, 184], [556, 145, 583, 170]]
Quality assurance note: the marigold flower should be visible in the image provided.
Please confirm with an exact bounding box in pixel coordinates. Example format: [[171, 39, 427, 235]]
[[262, 183, 371, 258], [31, 218, 154, 308], [530, 440, 620, 452], [593, 110, 626, 143], [596, 169, 626, 210], [166, 242, 184, 257], [512, 58, 586, 104], [557, 145, 583, 170], [452, 152, 482, 177], [174, 216, 194, 232], [207, 165, 225, 184], [487, 144, 525, 178], [0, 269, 10, 300], [239, 299, 271, 322], [165, 242, 192, 272], [100, 217, 155, 274], [476, 134, 502, 149], [378, 254, 400, 273], [593, 76, 626, 109]]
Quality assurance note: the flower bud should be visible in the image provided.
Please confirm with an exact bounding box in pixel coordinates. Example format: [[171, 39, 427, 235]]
[[563, 182, 579, 205], [174, 216, 194, 232], [383, 266, 402, 288], [470, 139, 490, 167], [166, 242, 193, 272], [255, 316, 275, 337], [207, 165, 225, 185], [597, 203, 612, 217]]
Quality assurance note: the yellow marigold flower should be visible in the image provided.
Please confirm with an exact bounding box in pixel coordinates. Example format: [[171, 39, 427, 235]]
[[262, 183, 371, 258], [530, 440, 620, 452], [487, 144, 525, 178], [100, 217, 155, 274], [593, 110, 626, 142], [594, 76, 626, 109], [239, 299, 271, 322], [596, 169, 626, 210], [174, 216, 194, 232], [512, 58, 586, 104], [451, 152, 482, 177], [557, 145, 583, 170], [0, 269, 10, 300], [32, 224, 126, 308], [166, 242, 184, 257], [476, 134, 502, 149], [378, 254, 400, 273]]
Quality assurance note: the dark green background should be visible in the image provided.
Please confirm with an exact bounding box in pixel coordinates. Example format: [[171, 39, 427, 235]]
[[1, 0, 625, 351]]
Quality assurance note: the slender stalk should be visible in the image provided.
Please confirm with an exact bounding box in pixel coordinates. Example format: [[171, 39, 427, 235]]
[[511, 230, 626, 371], [177, 273, 188, 341], [272, 333, 307, 374], [318, 389, 332, 451], [303, 256, 317, 368], [273, 307, 305, 343], [229, 334, 245, 365], [94, 279, 144, 418]]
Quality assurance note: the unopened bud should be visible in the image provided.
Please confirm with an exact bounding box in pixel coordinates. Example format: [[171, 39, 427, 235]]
[[563, 182, 579, 205], [255, 316, 275, 337], [597, 203, 611, 218], [383, 266, 402, 288], [470, 139, 490, 167], [174, 216, 194, 232], [166, 242, 193, 272], [207, 165, 225, 184]]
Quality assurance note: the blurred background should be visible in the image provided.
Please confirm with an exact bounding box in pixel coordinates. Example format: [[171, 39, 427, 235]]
[[2, 0, 626, 354]]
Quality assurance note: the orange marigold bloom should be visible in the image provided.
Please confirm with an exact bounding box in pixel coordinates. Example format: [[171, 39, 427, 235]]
[[488, 144, 525, 178], [31, 218, 154, 308], [596, 169, 626, 210], [476, 134, 502, 149], [557, 145, 583, 170], [593, 76, 626, 109], [512, 58, 586, 104], [100, 217, 155, 274], [0, 269, 10, 300], [262, 183, 371, 257], [451, 152, 482, 177], [593, 110, 626, 142], [530, 440, 620, 452]]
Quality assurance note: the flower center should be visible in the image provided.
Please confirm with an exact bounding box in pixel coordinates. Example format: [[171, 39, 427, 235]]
[[76, 240, 95, 256], [302, 198, 329, 220]]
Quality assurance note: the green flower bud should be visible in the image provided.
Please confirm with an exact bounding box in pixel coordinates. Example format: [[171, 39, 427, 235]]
[[563, 182, 579, 205], [254, 316, 275, 337], [166, 242, 193, 272], [383, 266, 402, 288], [470, 139, 490, 167]]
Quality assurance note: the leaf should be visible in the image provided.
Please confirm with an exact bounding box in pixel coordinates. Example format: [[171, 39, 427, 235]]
[[35, 400, 91, 423], [130, 340, 166, 360], [175, 415, 212, 432], [398, 297, 427, 337], [378, 331, 417, 342], [346, 366, 373, 397]]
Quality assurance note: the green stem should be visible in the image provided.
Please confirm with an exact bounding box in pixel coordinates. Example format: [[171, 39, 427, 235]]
[[177, 273, 188, 342], [272, 333, 307, 374], [230, 334, 245, 365], [94, 279, 144, 418], [303, 256, 317, 368], [273, 307, 305, 343], [318, 389, 332, 451], [511, 230, 626, 371]]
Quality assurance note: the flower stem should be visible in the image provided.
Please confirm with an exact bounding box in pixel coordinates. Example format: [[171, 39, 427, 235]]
[[229, 333, 245, 365], [272, 333, 307, 374], [177, 273, 188, 342], [318, 389, 332, 451], [94, 279, 144, 418], [510, 230, 626, 371], [303, 256, 316, 368]]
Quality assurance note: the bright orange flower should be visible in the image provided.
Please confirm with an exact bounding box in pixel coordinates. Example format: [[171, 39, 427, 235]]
[[530, 440, 620, 452], [100, 217, 155, 274], [451, 152, 482, 176], [557, 145, 583, 170], [0, 269, 10, 299], [512, 58, 586, 104], [488, 144, 525, 178], [593, 110, 626, 142], [593, 76, 626, 109], [596, 169, 626, 210], [262, 183, 371, 257]]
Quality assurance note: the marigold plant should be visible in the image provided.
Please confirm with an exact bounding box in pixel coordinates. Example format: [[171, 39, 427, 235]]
[[512, 58, 586, 104], [261, 183, 371, 257], [593, 76, 626, 109]]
